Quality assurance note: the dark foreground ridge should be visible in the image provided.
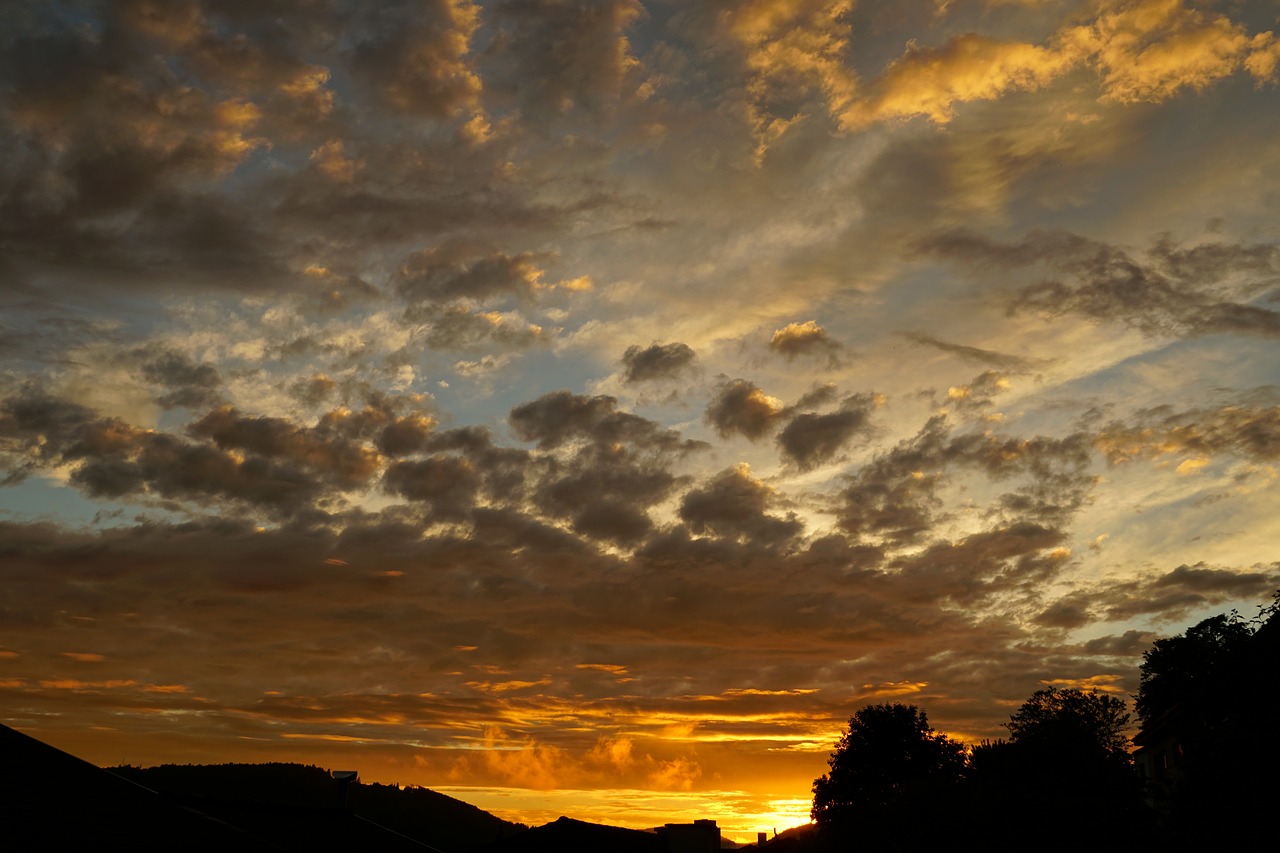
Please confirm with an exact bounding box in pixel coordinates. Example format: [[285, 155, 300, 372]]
[[0, 724, 520, 851]]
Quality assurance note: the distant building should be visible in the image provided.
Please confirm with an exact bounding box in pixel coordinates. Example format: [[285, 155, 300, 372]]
[[657, 819, 720, 853]]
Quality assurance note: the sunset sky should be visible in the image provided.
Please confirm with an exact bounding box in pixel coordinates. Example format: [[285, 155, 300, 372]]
[[3, 0, 1280, 840]]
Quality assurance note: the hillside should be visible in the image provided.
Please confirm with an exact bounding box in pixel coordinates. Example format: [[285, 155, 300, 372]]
[[110, 762, 525, 851]]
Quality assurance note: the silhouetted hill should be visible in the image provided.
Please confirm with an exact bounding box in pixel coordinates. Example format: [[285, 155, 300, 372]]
[[109, 762, 525, 851], [1, 723, 275, 851]]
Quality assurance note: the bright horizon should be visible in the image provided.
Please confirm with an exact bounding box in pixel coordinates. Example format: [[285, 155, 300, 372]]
[[4, 0, 1280, 843]]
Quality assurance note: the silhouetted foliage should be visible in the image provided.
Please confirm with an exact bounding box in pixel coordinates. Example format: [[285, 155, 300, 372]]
[[966, 689, 1149, 845], [811, 703, 965, 846], [1134, 593, 1280, 846], [1006, 686, 1131, 759], [1137, 612, 1253, 727]]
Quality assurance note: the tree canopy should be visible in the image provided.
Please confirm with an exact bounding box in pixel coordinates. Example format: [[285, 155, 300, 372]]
[[1136, 612, 1254, 726], [811, 703, 965, 842], [1005, 686, 1131, 760]]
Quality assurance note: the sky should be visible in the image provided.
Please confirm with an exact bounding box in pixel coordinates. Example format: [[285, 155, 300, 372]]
[[2, 0, 1280, 840]]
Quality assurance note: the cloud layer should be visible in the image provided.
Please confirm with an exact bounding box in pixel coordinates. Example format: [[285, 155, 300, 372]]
[[3, 0, 1280, 841]]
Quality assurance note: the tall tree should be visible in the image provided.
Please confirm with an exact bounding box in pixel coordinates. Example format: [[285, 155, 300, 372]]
[[1136, 612, 1253, 727], [1006, 686, 1131, 759], [811, 703, 965, 845], [1134, 597, 1279, 845], [966, 688, 1147, 844]]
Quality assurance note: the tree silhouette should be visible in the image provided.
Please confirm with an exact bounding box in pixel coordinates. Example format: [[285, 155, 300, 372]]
[[1134, 594, 1280, 845], [1136, 612, 1253, 727], [811, 703, 965, 845], [966, 687, 1147, 843], [1006, 686, 1131, 759]]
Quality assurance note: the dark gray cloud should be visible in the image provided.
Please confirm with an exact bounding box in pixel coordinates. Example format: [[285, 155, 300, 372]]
[[510, 390, 703, 454], [289, 375, 339, 408], [792, 383, 839, 410], [919, 229, 1280, 339], [375, 414, 436, 457], [481, 0, 644, 124], [1035, 595, 1093, 629], [383, 456, 481, 521], [1097, 396, 1280, 465], [888, 521, 1068, 607], [677, 464, 803, 548], [0, 389, 393, 515], [397, 243, 546, 306], [347, 1, 483, 118], [900, 332, 1034, 369], [620, 342, 697, 384], [1044, 562, 1280, 626], [776, 394, 877, 470], [189, 406, 380, 491], [0, 0, 574, 305], [418, 304, 549, 351], [136, 347, 224, 410], [836, 416, 1094, 548], [425, 426, 534, 505], [531, 448, 677, 545]]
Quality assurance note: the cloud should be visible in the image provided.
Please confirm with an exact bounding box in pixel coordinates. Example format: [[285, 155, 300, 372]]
[[901, 332, 1033, 369], [825, 0, 1280, 131], [718, 0, 859, 158], [921, 228, 1280, 339], [510, 390, 703, 454], [481, 0, 645, 123], [383, 456, 481, 521], [347, 0, 486, 120], [397, 243, 547, 306], [530, 443, 680, 546], [704, 379, 785, 441], [776, 393, 877, 470], [419, 305, 549, 351], [1096, 397, 1280, 465], [768, 320, 842, 363], [843, 32, 1071, 128], [135, 346, 224, 410], [621, 342, 697, 383], [0, 389, 397, 515], [1053, 561, 1280, 625], [190, 406, 383, 489], [677, 463, 803, 547], [889, 521, 1070, 607], [1078, 0, 1258, 104], [943, 370, 1013, 414], [836, 415, 1095, 548], [377, 414, 437, 457]]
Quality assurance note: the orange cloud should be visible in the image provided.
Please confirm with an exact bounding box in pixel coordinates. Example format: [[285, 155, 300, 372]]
[[845, 34, 1071, 128], [1039, 674, 1127, 694], [648, 756, 703, 791], [723, 0, 858, 159]]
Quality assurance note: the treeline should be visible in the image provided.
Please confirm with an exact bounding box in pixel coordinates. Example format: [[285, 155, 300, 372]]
[[804, 592, 1279, 850]]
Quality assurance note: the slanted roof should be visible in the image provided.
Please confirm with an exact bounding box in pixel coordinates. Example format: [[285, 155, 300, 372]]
[[0, 722, 275, 851]]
